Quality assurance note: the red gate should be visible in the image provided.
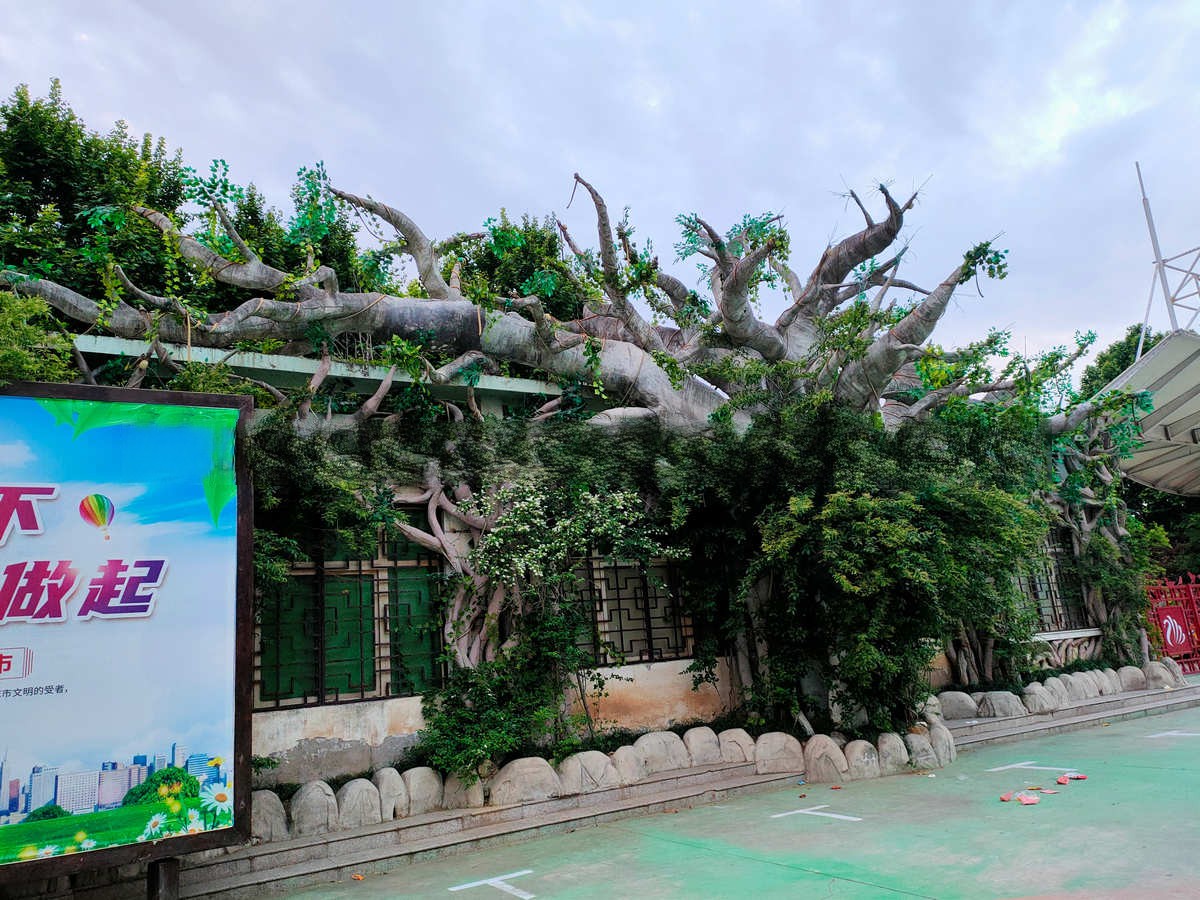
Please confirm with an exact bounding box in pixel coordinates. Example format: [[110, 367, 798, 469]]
[[1147, 575, 1200, 674]]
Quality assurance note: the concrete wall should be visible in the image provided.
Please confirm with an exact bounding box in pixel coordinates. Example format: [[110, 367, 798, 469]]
[[573, 658, 734, 732], [253, 658, 733, 784], [252, 696, 424, 786]]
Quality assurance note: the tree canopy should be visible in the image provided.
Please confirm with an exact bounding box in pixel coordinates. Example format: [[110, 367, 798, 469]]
[[0, 81, 1160, 738]]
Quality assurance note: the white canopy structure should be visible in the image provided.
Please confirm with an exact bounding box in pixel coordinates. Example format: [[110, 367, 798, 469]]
[[1105, 330, 1200, 495]]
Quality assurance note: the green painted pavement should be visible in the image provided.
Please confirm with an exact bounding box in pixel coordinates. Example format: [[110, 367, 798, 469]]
[[285, 706, 1200, 898]]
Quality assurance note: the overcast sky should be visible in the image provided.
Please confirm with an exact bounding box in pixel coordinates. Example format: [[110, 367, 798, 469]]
[[2, 0, 1199, 363]]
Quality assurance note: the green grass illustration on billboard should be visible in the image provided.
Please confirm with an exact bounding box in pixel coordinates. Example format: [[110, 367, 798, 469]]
[[0, 394, 239, 866]]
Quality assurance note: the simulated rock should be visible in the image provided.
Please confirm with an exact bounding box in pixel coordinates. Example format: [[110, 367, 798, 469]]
[[919, 696, 942, 723], [829, 731, 849, 748], [289, 780, 339, 836], [1104, 668, 1126, 694], [1080, 671, 1103, 697], [488, 757, 562, 806], [937, 691, 978, 719], [843, 740, 880, 780], [718, 728, 757, 763], [611, 745, 645, 784], [904, 732, 939, 769], [876, 733, 909, 775], [401, 766, 444, 815], [1043, 676, 1071, 707], [1118, 665, 1147, 692], [754, 732, 805, 775], [372, 767, 409, 820], [1021, 683, 1057, 714], [557, 751, 621, 794], [633, 731, 691, 774], [682, 726, 723, 765], [929, 722, 957, 766], [977, 691, 1026, 718], [1143, 660, 1174, 689], [1159, 656, 1189, 687], [1094, 669, 1118, 695], [251, 790, 289, 842], [335, 778, 382, 829], [442, 774, 485, 809], [803, 734, 849, 783], [1057, 674, 1090, 702]]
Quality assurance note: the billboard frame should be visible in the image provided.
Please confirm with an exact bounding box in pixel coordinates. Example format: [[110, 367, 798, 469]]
[[0, 381, 254, 883]]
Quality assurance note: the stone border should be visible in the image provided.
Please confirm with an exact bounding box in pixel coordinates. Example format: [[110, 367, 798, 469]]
[[252, 723, 956, 842], [933, 659, 1189, 723]]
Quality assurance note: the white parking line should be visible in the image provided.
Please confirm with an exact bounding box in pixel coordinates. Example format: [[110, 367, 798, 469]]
[[771, 804, 862, 822], [986, 761, 1077, 772], [449, 869, 535, 899], [1149, 730, 1200, 738]]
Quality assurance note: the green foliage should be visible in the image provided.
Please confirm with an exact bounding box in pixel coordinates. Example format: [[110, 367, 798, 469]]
[[419, 467, 675, 780], [249, 413, 379, 562], [121, 767, 199, 806], [439, 211, 590, 320], [0, 81, 185, 304], [673, 210, 789, 310], [663, 399, 1052, 732], [253, 528, 302, 599], [0, 292, 71, 384], [1065, 520, 1168, 665], [958, 241, 1009, 285], [24, 804, 71, 822], [182, 158, 245, 208]]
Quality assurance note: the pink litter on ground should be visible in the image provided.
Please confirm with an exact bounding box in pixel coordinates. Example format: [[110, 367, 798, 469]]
[[1068, 773, 1088, 780], [999, 791, 1014, 802], [1017, 792, 1040, 805], [1039, 789, 1060, 794], [1056, 775, 1070, 785]]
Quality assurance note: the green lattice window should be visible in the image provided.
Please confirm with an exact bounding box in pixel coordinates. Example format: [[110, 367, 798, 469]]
[[256, 529, 442, 707]]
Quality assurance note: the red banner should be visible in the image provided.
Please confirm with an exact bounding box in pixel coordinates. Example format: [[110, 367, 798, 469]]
[[1154, 606, 1194, 655]]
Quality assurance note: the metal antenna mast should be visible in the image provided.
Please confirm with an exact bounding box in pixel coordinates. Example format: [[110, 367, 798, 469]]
[[1136, 163, 1200, 359]]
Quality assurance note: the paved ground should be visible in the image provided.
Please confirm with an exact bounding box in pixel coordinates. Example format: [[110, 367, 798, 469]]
[[286, 706, 1200, 898]]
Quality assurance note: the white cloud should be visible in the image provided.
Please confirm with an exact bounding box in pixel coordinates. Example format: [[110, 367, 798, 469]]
[[0, 441, 34, 469]]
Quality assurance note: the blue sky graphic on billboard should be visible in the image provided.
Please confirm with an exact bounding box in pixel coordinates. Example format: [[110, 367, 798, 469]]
[[0, 395, 238, 864]]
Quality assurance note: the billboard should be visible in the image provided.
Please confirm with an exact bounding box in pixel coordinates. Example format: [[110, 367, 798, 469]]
[[0, 384, 251, 879]]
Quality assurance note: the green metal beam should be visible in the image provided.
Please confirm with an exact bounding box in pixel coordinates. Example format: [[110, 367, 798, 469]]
[[73, 335, 561, 401]]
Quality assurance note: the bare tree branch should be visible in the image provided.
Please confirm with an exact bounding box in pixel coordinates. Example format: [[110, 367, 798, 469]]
[[330, 188, 453, 299], [352, 365, 396, 425], [135, 206, 291, 294], [213, 202, 259, 263], [777, 184, 917, 328], [430, 350, 492, 384], [571, 174, 664, 353], [296, 347, 332, 420]]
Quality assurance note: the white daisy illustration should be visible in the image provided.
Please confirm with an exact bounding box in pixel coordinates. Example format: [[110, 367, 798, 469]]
[[200, 783, 234, 816], [145, 812, 168, 835]]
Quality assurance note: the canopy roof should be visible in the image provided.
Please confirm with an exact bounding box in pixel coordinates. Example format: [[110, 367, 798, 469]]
[[1104, 329, 1200, 495]]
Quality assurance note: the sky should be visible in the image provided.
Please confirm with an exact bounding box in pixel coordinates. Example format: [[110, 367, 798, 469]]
[[1, 0, 1199, 365], [0, 396, 237, 799]]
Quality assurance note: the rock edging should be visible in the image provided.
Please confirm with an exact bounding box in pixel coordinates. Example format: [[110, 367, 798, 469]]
[[253, 722, 955, 843]]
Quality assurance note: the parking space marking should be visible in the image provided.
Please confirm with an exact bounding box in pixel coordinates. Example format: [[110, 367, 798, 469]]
[[986, 760, 1077, 772], [1148, 730, 1200, 738], [770, 804, 862, 821], [449, 869, 535, 898]]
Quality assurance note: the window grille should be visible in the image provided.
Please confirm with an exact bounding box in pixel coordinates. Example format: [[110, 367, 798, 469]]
[[256, 540, 697, 709], [575, 556, 693, 665], [254, 522, 442, 709], [1017, 530, 1089, 632]]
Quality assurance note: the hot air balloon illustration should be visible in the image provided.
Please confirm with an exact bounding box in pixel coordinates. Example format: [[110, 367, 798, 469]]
[[79, 493, 115, 540]]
